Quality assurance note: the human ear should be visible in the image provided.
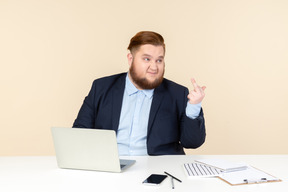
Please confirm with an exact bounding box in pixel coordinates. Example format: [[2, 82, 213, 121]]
[[127, 53, 133, 67]]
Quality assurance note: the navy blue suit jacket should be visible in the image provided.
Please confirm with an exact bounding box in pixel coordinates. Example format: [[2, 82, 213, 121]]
[[73, 73, 206, 155]]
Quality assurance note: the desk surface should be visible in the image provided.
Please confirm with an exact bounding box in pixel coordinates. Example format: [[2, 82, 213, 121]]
[[0, 155, 287, 192]]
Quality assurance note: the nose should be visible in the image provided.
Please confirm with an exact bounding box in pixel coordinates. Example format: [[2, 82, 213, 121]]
[[149, 61, 158, 71]]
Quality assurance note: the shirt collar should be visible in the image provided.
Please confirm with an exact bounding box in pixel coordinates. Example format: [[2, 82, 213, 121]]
[[125, 73, 154, 99]]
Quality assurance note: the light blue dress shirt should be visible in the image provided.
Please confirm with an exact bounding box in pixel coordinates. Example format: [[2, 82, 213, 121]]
[[116, 74, 202, 156]]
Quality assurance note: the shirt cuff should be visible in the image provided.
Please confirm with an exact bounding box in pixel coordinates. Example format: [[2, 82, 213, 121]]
[[185, 102, 202, 119]]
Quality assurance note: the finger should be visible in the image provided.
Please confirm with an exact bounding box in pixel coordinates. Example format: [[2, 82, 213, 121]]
[[196, 87, 206, 97], [191, 78, 200, 91], [199, 86, 206, 94]]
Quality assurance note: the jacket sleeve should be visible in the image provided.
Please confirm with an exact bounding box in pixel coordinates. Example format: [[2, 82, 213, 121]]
[[72, 81, 97, 128], [179, 88, 206, 148]]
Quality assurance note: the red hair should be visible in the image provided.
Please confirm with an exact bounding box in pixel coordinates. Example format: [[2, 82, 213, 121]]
[[127, 31, 165, 54]]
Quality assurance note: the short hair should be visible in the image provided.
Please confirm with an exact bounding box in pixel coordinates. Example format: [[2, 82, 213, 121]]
[[127, 31, 165, 54]]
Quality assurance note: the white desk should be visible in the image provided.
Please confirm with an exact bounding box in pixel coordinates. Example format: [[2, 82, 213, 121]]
[[0, 155, 287, 192]]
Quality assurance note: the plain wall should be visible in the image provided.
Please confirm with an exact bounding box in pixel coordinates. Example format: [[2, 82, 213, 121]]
[[1, 0, 287, 156]]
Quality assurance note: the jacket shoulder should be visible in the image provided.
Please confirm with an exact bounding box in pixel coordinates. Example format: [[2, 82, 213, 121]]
[[87, 73, 126, 96], [93, 73, 126, 84], [161, 78, 188, 92], [91, 73, 126, 88]]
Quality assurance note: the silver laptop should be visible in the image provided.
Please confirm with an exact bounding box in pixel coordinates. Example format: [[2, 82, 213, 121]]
[[51, 127, 136, 173]]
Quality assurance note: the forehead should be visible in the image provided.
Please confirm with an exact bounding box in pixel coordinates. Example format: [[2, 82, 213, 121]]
[[134, 44, 165, 57]]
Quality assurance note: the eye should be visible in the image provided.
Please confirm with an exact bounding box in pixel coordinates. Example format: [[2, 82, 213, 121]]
[[156, 59, 163, 63], [144, 58, 150, 62]]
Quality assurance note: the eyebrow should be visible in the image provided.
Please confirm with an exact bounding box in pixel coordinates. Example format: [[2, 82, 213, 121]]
[[142, 54, 164, 59]]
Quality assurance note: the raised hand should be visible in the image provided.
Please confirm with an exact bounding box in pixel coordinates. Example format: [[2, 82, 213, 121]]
[[187, 78, 206, 104]]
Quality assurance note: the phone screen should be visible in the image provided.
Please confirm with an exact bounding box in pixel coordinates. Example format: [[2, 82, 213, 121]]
[[142, 174, 168, 185]]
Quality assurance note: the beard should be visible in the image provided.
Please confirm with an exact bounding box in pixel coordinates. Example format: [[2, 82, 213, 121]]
[[129, 62, 164, 90]]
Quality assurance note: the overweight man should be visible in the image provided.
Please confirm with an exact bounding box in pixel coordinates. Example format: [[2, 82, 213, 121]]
[[73, 31, 206, 156]]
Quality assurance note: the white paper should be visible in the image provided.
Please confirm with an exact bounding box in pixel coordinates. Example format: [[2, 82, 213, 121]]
[[183, 162, 223, 177], [219, 166, 280, 185], [195, 159, 248, 171]]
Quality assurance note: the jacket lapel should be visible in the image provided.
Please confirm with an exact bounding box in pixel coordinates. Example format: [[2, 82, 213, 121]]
[[112, 74, 126, 131], [147, 83, 165, 134]]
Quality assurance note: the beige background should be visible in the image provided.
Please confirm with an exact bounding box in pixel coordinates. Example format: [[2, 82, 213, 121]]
[[1, 0, 287, 156]]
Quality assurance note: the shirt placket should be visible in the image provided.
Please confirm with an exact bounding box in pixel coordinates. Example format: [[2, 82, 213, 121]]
[[129, 91, 145, 154]]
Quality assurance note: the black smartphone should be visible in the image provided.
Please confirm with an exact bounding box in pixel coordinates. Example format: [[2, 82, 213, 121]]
[[142, 174, 168, 185]]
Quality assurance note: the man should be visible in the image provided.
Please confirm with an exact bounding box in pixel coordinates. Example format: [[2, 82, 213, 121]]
[[73, 31, 206, 155]]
